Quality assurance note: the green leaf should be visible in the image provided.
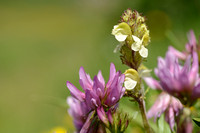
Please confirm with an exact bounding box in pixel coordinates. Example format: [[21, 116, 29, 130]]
[[193, 118, 200, 127], [157, 114, 171, 133]]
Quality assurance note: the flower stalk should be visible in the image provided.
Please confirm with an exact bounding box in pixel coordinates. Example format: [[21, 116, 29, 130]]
[[124, 86, 152, 133], [137, 95, 152, 133]]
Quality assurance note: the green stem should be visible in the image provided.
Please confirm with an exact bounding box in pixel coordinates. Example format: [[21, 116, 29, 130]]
[[125, 91, 152, 133], [136, 97, 152, 133]]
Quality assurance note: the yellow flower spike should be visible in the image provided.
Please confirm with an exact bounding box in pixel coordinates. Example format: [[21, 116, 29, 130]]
[[49, 127, 67, 133], [112, 9, 151, 69], [124, 69, 140, 90]]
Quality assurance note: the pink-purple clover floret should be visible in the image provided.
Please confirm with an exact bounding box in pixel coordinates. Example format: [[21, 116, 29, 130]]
[[147, 92, 183, 130]]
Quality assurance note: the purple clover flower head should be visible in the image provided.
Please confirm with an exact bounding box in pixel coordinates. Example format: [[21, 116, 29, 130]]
[[157, 50, 199, 105], [147, 92, 183, 130], [67, 63, 125, 109], [145, 48, 200, 106], [66, 63, 125, 132], [145, 31, 200, 105]]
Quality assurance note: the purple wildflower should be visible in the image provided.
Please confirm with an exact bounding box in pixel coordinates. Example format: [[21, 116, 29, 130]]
[[159, 50, 199, 104], [144, 31, 200, 131], [145, 47, 200, 105], [66, 63, 125, 132], [147, 92, 183, 130]]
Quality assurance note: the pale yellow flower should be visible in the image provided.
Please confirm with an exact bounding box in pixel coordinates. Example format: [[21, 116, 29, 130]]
[[131, 35, 148, 58], [112, 22, 132, 42], [124, 69, 139, 90], [112, 22, 148, 58], [124, 67, 151, 90]]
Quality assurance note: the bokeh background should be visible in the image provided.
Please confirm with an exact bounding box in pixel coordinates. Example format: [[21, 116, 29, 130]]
[[1, 0, 200, 132]]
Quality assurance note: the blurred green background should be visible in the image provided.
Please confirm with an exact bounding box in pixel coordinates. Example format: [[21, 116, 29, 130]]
[[0, 0, 200, 132]]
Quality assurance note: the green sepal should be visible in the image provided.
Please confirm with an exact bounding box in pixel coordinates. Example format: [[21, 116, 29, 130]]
[[193, 117, 200, 127]]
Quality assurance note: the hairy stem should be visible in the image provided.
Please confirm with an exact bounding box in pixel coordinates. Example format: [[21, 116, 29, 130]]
[[124, 91, 152, 133], [136, 96, 152, 133]]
